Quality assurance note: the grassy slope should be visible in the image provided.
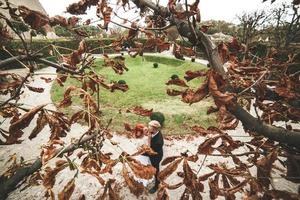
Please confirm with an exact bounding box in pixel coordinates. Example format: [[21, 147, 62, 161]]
[[51, 55, 217, 135]]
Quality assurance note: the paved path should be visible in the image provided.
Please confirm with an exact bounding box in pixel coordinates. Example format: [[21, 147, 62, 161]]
[[92, 52, 209, 66]]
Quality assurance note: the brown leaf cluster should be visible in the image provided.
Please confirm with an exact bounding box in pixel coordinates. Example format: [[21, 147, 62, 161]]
[[166, 78, 189, 87], [97, 0, 113, 30], [132, 144, 158, 156], [103, 54, 128, 74], [98, 179, 121, 200], [127, 157, 156, 179], [62, 40, 88, 69], [66, 0, 98, 15], [42, 160, 68, 190], [81, 157, 106, 185], [198, 131, 242, 155], [184, 70, 207, 82], [0, 105, 45, 144], [18, 6, 49, 30], [207, 164, 250, 199], [58, 178, 76, 200], [256, 150, 278, 188], [158, 158, 183, 181], [122, 164, 144, 197], [126, 106, 153, 117]]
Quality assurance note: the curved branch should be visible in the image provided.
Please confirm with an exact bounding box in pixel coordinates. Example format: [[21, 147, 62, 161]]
[[229, 104, 300, 147], [128, 0, 300, 148], [0, 55, 82, 75], [0, 55, 42, 69], [0, 73, 30, 108]]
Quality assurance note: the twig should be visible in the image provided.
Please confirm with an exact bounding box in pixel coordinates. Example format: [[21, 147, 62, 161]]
[[196, 154, 207, 175], [3, 18, 29, 54], [0, 54, 41, 69], [35, 58, 81, 74], [206, 151, 258, 157], [0, 73, 30, 108], [184, 0, 198, 44], [237, 70, 268, 96]]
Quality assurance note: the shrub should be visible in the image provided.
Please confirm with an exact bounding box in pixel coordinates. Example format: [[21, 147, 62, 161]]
[[117, 80, 126, 84], [153, 63, 159, 68], [145, 55, 184, 66], [191, 56, 195, 62], [171, 74, 179, 80], [150, 112, 165, 127], [2, 38, 115, 58]]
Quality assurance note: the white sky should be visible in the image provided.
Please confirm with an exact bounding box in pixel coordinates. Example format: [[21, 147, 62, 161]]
[[40, 0, 289, 24]]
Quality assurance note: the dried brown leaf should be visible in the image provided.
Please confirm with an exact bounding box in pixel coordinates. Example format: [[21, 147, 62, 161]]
[[158, 158, 183, 181], [58, 179, 75, 200]]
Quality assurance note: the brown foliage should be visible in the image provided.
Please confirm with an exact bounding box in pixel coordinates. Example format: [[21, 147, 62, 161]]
[[126, 106, 153, 116], [122, 164, 144, 197], [156, 185, 170, 200], [166, 78, 189, 87], [18, 6, 49, 30], [132, 144, 158, 156], [42, 162, 68, 189], [58, 179, 76, 200], [103, 55, 128, 74], [97, 0, 113, 30], [158, 158, 183, 181], [256, 150, 278, 188], [182, 159, 203, 199], [182, 81, 209, 104], [67, 0, 98, 15], [161, 156, 181, 166], [29, 111, 47, 139], [127, 157, 156, 179], [184, 70, 207, 82], [7, 105, 45, 144], [81, 157, 105, 185], [98, 179, 120, 200], [208, 70, 236, 107]]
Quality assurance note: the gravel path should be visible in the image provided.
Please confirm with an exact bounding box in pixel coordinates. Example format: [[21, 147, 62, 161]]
[[0, 56, 299, 199]]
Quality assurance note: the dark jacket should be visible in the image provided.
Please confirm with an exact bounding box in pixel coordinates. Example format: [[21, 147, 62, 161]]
[[150, 131, 164, 162]]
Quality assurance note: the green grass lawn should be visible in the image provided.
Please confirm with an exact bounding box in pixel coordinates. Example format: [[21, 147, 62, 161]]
[[51, 55, 217, 135]]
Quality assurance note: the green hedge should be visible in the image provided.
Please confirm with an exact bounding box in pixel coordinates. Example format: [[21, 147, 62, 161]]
[[144, 55, 185, 66], [0, 38, 115, 69], [0, 37, 207, 69], [2, 38, 115, 56]]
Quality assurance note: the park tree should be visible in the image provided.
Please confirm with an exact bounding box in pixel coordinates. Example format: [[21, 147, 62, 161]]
[[0, 0, 300, 200], [267, 3, 300, 48], [236, 10, 269, 54]]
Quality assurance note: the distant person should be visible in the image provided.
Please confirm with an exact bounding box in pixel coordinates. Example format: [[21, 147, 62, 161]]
[[143, 120, 164, 193]]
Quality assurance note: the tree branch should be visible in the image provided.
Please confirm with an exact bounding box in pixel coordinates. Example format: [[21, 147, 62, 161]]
[[0, 54, 82, 75], [0, 54, 42, 69], [228, 103, 300, 147], [128, 0, 300, 148], [0, 73, 30, 108], [0, 130, 103, 200]]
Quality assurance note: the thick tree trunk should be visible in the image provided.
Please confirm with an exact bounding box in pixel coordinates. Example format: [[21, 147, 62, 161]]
[[229, 104, 300, 147]]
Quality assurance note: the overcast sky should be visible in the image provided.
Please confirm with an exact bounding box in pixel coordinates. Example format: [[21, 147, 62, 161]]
[[40, 0, 289, 23]]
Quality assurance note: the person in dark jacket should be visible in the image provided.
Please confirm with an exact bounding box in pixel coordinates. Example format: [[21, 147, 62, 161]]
[[145, 120, 164, 193]]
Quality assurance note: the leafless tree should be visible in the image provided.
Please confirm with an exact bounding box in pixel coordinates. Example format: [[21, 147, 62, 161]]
[[237, 10, 269, 50], [269, 3, 300, 47]]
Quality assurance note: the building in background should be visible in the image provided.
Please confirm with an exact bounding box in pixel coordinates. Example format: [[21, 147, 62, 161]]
[[0, 0, 57, 39]]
